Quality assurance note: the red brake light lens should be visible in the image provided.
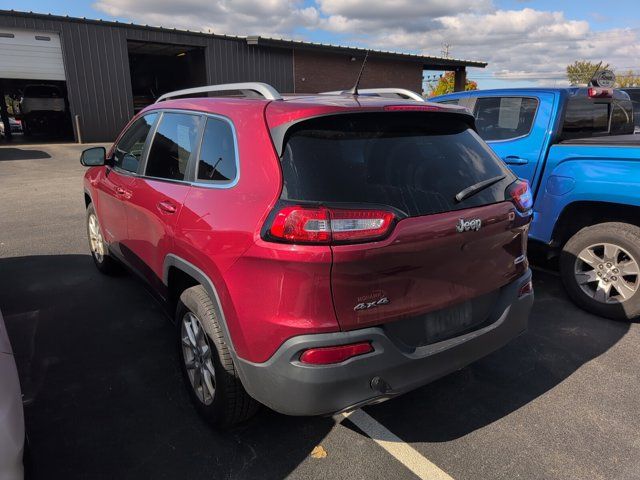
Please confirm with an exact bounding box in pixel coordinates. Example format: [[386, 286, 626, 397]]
[[508, 180, 533, 213], [588, 87, 613, 98], [299, 342, 373, 365], [269, 206, 331, 244], [383, 105, 441, 112], [267, 206, 395, 244]]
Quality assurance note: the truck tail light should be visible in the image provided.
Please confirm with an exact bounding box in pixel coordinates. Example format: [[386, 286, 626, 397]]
[[266, 205, 395, 245], [507, 179, 533, 213], [588, 87, 613, 98], [299, 342, 373, 365]]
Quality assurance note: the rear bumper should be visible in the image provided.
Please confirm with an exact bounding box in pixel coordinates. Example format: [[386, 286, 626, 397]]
[[236, 269, 534, 416]]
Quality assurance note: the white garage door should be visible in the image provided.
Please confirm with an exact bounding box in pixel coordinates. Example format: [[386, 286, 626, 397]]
[[0, 28, 66, 80]]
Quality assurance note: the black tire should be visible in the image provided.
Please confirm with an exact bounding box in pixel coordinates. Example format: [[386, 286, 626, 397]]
[[86, 203, 120, 275], [176, 285, 259, 427], [560, 222, 640, 321]]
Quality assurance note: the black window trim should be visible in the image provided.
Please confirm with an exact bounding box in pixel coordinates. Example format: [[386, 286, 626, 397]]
[[132, 108, 240, 189], [110, 112, 160, 177], [472, 95, 540, 143]]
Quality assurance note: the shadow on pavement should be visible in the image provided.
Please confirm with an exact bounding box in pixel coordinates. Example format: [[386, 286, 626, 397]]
[[0, 255, 332, 480], [0, 148, 51, 161], [362, 269, 630, 442]]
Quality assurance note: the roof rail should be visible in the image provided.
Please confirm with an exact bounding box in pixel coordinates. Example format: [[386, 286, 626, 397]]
[[155, 82, 282, 103], [320, 88, 425, 102]]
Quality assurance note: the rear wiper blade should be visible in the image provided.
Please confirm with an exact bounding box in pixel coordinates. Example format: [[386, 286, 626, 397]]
[[455, 174, 506, 203]]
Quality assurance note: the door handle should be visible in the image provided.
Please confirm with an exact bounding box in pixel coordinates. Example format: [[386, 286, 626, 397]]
[[157, 200, 177, 214], [115, 186, 126, 195], [504, 155, 528, 165]]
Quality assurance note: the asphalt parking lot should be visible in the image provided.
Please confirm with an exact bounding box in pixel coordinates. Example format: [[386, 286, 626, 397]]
[[1, 142, 640, 480]]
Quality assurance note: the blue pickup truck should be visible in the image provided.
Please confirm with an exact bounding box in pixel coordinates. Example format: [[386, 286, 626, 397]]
[[433, 87, 639, 321]]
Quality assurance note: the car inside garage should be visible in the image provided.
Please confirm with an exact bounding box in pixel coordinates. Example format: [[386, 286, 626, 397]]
[[0, 28, 73, 142]]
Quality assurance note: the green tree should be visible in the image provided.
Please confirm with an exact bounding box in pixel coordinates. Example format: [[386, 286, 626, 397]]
[[566, 60, 610, 85], [428, 71, 478, 97]]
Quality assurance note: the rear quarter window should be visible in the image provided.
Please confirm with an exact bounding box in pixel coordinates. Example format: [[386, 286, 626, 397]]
[[280, 112, 516, 217], [196, 117, 237, 184]]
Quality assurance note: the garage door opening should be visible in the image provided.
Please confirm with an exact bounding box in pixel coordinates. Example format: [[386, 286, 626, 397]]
[[0, 28, 73, 143], [127, 41, 206, 113]]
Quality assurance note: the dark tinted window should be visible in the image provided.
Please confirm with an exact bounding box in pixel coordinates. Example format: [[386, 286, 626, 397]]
[[280, 113, 515, 217], [473, 97, 538, 141], [23, 85, 61, 98], [561, 96, 634, 140], [146, 113, 200, 181], [113, 113, 157, 173], [197, 117, 237, 183]]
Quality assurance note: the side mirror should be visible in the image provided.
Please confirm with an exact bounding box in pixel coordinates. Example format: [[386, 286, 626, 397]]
[[80, 147, 106, 166]]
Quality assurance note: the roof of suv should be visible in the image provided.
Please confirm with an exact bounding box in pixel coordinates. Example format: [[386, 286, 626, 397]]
[[142, 93, 471, 130]]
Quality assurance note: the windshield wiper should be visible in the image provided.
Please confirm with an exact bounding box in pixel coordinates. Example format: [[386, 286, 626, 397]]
[[455, 174, 506, 203]]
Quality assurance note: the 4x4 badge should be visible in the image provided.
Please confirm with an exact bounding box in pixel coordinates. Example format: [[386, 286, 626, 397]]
[[456, 218, 482, 232], [354, 297, 390, 311]]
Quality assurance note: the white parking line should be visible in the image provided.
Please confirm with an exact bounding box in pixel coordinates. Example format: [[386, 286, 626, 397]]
[[340, 409, 454, 480]]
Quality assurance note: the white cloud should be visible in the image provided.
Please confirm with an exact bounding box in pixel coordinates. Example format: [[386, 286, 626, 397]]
[[92, 0, 640, 86], [93, 0, 319, 36]]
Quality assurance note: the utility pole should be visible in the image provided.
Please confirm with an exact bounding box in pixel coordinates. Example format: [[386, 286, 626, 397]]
[[441, 43, 451, 59]]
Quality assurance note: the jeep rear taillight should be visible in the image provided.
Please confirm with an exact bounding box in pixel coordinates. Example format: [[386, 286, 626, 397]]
[[507, 180, 533, 213], [266, 206, 395, 245]]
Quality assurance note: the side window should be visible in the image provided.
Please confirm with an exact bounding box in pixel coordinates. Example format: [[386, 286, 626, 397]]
[[113, 113, 157, 173], [473, 97, 538, 141], [145, 113, 200, 181], [197, 117, 237, 183]]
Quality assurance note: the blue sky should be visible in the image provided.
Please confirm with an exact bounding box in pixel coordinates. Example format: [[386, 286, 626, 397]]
[[2, 0, 639, 90]]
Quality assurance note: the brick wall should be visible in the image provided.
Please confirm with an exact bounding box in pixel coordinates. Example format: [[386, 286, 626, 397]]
[[293, 49, 423, 94]]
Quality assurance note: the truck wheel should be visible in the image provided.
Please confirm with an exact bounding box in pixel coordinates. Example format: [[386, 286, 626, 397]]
[[176, 285, 259, 427], [86, 204, 120, 275], [560, 222, 640, 321]]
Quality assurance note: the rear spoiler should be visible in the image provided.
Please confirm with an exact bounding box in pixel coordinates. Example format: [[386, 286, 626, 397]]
[[269, 108, 476, 157]]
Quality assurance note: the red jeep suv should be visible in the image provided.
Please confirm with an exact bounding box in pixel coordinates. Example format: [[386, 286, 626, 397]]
[[80, 83, 534, 426]]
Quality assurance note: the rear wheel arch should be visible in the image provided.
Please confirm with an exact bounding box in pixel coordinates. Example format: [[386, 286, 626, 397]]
[[163, 254, 238, 356], [552, 201, 640, 248]]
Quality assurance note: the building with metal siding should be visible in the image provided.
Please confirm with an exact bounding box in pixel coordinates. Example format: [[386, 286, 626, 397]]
[[0, 11, 293, 142], [0, 10, 486, 143]]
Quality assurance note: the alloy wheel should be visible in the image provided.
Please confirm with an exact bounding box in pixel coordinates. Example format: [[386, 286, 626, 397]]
[[181, 312, 216, 405], [88, 213, 105, 262], [574, 242, 639, 304]]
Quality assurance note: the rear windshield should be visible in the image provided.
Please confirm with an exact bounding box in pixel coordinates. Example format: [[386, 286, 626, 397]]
[[561, 95, 634, 140], [280, 112, 516, 217]]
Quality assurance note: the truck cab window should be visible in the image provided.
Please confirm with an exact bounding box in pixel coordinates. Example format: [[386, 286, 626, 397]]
[[473, 97, 538, 141]]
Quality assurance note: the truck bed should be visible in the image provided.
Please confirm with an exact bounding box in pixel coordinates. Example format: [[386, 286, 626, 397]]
[[560, 134, 640, 146]]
